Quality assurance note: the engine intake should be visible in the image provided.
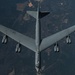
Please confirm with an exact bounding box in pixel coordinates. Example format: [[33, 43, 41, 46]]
[[2, 35, 8, 44], [66, 36, 72, 44], [15, 43, 21, 53], [54, 43, 60, 52]]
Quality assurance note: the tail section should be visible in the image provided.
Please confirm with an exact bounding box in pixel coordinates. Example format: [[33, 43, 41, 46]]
[[27, 11, 50, 19], [27, 2, 49, 19]]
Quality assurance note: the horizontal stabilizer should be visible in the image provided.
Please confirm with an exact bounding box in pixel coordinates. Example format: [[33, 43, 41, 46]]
[[27, 11, 37, 19], [39, 11, 50, 18]]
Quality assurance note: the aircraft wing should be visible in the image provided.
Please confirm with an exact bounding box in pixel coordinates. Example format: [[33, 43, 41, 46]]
[[0, 25, 37, 52], [40, 25, 75, 51]]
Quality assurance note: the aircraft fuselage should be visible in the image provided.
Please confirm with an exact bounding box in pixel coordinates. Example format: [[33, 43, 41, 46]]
[[35, 6, 41, 73]]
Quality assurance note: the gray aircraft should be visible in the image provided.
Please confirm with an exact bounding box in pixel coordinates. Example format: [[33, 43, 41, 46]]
[[0, 3, 75, 74]]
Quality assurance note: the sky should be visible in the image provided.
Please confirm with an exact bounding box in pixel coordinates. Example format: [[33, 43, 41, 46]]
[[0, 0, 75, 75]]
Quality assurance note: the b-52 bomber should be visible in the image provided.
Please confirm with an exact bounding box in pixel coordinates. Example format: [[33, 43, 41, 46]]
[[0, 2, 75, 74]]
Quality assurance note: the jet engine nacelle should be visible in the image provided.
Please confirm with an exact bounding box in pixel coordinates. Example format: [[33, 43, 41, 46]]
[[2, 35, 8, 44], [15, 43, 21, 53], [66, 36, 72, 44], [54, 43, 60, 52]]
